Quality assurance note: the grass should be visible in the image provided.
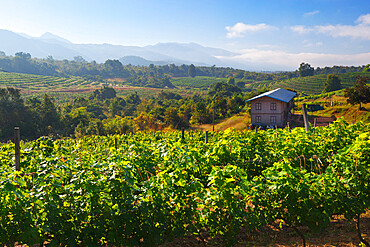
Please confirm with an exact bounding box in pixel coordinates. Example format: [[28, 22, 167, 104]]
[[196, 112, 251, 131]]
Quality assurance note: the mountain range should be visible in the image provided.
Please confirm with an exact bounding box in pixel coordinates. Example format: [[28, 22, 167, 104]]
[[0, 29, 250, 69]]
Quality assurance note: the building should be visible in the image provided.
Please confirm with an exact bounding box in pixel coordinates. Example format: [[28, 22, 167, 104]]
[[247, 88, 296, 128]]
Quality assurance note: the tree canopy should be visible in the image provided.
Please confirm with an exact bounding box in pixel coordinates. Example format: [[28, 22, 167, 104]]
[[344, 76, 370, 108], [298, 62, 314, 77], [188, 64, 196, 78], [323, 74, 342, 93]]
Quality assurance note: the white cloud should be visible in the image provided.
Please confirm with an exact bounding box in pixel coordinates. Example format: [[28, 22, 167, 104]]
[[304, 10, 319, 17], [291, 13, 370, 40], [303, 40, 323, 47], [216, 49, 370, 70], [226, 22, 276, 38], [290, 25, 313, 34], [356, 13, 370, 25]]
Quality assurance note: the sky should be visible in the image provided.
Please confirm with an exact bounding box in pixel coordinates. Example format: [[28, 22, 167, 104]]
[[0, 0, 369, 70]]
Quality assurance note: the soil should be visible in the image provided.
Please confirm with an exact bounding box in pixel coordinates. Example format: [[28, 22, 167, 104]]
[[161, 211, 370, 247]]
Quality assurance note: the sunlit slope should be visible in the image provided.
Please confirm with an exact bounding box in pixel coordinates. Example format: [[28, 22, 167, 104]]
[[0, 71, 98, 91], [245, 72, 370, 95]]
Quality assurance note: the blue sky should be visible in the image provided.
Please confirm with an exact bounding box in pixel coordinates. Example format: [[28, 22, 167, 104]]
[[0, 0, 369, 69]]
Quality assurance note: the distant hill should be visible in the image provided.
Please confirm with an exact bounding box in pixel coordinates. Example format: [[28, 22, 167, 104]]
[[0, 29, 85, 60], [39, 32, 72, 45], [0, 29, 241, 68], [119, 56, 183, 66], [245, 72, 370, 95]]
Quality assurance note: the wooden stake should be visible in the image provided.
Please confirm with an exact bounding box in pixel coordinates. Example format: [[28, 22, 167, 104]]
[[301, 104, 309, 132], [354, 112, 357, 124], [181, 128, 185, 139], [114, 138, 118, 149], [205, 131, 208, 144], [14, 127, 20, 171]]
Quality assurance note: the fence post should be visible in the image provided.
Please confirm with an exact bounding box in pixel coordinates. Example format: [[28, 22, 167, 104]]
[[114, 137, 118, 149], [14, 127, 20, 171], [301, 104, 309, 132], [287, 122, 291, 132], [205, 131, 208, 144], [353, 112, 357, 124], [181, 128, 185, 140]]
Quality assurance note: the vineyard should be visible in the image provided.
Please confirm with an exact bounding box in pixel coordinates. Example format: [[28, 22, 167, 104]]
[[171, 76, 227, 88], [245, 72, 370, 95], [0, 71, 102, 102], [0, 72, 100, 91], [0, 119, 369, 246]]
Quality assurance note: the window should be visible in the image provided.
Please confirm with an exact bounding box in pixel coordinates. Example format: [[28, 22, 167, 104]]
[[256, 116, 261, 123], [270, 116, 277, 124], [270, 103, 276, 110], [256, 103, 261, 110]]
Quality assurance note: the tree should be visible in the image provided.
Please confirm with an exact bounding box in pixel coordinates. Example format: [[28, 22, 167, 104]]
[[298, 62, 314, 77], [91, 86, 116, 100], [188, 64, 196, 78], [344, 76, 370, 109], [39, 94, 60, 135], [323, 74, 342, 93], [208, 82, 242, 97], [363, 64, 370, 72], [0, 51, 5, 57], [0, 87, 37, 140], [73, 56, 87, 63], [236, 81, 245, 89], [15, 52, 31, 60], [226, 76, 235, 85]]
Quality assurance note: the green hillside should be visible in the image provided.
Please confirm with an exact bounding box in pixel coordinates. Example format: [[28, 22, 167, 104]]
[[245, 72, 370, 95], [171, 76, 226, 88], [0, 71, 99, 91]]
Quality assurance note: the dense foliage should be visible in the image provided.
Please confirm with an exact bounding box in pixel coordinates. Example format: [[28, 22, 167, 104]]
[[0, 52, 365, 86], [0, 119, 368, 246], [345, 76, 370, 108], [0, 85, 246, 141]]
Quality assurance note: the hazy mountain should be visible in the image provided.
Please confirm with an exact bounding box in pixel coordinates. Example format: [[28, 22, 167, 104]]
[[39, 32, 72, 45], [0, 29, 85, 60], [119, 56, 176, 66], [0, 29, 249, 68]]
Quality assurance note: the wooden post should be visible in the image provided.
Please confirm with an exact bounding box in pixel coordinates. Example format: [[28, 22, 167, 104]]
[[353, 112, 357, 124], [255, 127, 258, 133], [181, 128, 185, 139], [314, 118, 317, 128], [114, 138, 118, 149], [14, 127, 20, 171], [212, 108, 215, 132], [287, 122, 291, 132], [301, 104, 309, 132], [205, 131, 208, 144]]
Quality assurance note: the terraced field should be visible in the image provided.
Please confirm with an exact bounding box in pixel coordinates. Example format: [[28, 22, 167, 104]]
[[0, 71, 100, 92], [0, 72, 204, 102], [245, 72, 370, 95], [171, 76, 226, 88]]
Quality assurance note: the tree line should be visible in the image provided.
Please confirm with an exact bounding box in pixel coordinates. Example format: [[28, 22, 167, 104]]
[[0, 52, 366, 84], [0, 82, 249, 141]]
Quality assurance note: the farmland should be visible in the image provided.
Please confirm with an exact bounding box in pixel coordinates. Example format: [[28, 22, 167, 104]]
[[245, 72, 370, 95], [1, 120, 369, 246]]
